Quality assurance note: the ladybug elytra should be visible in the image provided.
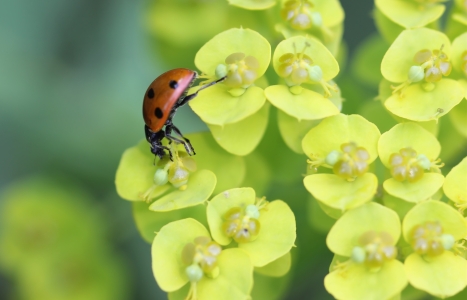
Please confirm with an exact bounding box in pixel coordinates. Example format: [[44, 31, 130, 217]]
[[143, 68, 225, 160]]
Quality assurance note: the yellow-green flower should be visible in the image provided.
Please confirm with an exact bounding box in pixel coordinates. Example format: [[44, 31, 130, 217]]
[[190, 28, 271, 155], [325, 202, 407, 300], [378, 122, 444, 203], [443, 156, 467, 211], [303, 114, 380, 211], [206, 188, 296, 268], [381, 28, 464, 121], [402, 200, 467, 298], [152, 218, 253, 300]]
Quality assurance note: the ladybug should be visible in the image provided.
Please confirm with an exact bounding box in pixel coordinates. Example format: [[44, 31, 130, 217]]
[[143, 68, 225, 160]]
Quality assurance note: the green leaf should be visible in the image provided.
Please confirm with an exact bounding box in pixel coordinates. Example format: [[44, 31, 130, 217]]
[[451, 32, 467, 75], [327, 202, 401, 256], [132, 202, 207, 243], [186, 132, 246, 195], [303, 173, 378, 211], [152, 218, 210, 292], [228, 0, 276, 10], [277, 109, 321, 153], [374, 8, 405, 44], [254, 252, 291, 277], [449, 99, 467, 138], [404, 252, 467, 298], [375, 0, 445, 29], [383, 174, 444, 203], [189, 84, 266, 126], [351, 34, 388, 87], [250, 271, 291, 300], [384, 79, 464, 122], [443, 156, 467, 205], [265, 85, 339, 121], [207, 102, 270, 155], [308, 197, 336, 233], [325, 259, 407, 300]]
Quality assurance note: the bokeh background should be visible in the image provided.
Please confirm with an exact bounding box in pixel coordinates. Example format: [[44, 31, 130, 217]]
[[0, 0, 377, 299]]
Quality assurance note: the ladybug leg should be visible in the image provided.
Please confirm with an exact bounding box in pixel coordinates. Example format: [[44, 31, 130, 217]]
[[165, 124, 195, 156], [170, 125, 196, 155], [145, 125, 173, 161], [176, 76, 227, 108]]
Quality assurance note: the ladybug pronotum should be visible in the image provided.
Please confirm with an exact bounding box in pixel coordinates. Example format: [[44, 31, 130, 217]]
[[143, 68, 225, 160]]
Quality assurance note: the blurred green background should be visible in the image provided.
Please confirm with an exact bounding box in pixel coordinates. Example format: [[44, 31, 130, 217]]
[[0, 0, 376, 299]]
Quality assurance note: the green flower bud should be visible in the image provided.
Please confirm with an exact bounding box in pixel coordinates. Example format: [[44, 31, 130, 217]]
[[153, 168, 169, 186], [307, 65, 323, 82], [351, 246, 366, 263], [185, 264, 203, 282], [310, 11, 323, 27], [440, 233, 455, 250], [325, 150, 341, 166], [408, 65, 425, 82], [417, 154, 431, 170], [215, 64, 228, 79], [245, 204, 260, 219]]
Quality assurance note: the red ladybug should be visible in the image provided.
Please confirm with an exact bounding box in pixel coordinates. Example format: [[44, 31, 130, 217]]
[[143, 68, 225, 160]]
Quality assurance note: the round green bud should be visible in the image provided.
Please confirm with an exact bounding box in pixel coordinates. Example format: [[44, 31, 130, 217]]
[[185, 264, 203, 282], [310, 11, 322, 27], [245, 204, 260, 219], [215, 64, 228, 79], [325, 150, 341, 166], [228, 87, 246, 97], [440, 234, 455, 250], [408, 65, 425, 82], [154, 169, 169, 186], [351, 246, 366, 264], [307, 65, 323, 82], [417, 154, 431, 170], [289, 85, 304, 95]]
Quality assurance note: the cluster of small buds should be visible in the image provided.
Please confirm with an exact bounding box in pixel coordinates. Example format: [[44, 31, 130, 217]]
[[182, 236, 222, 281], [222, 204, 261, 243], [410, 221, 455, 257], [325, 142, 370, 180], [389, 147, 431, 183], [462, 50, 467, 76], [281, 0, 322, 30], [277, 43, 336, 96], [351, 231, 398, 269], [215, 52, 259, 89]]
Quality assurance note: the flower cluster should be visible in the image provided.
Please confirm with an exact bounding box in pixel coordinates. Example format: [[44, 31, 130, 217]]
[[114, 0, 467, 299]]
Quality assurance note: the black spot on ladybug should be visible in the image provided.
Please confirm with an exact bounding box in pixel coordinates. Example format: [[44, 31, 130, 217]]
[[169, 80, 178, 89], [155, 107, 163, 119], [147, 88, 155, 99]]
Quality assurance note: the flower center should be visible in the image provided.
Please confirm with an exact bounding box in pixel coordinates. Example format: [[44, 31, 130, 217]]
[[216, 52, 259, 89], [325, 142, 370, 180], [388, 147, 432, 183], [410, 221, 455, 257], [281, 0, 322, 30], [352, 231, 397, 269], [222, 204, 261, 243], [182, 236, 222, 280], [413, 46, 452, 83]]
